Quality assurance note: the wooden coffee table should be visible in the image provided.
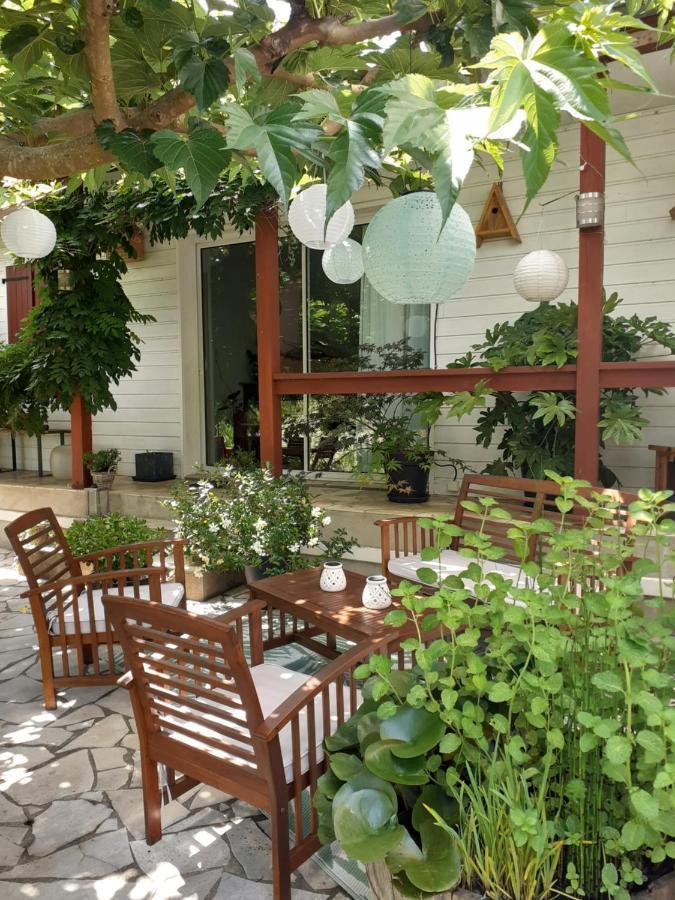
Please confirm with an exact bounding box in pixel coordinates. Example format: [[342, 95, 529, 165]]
[[249, 566, 413, 659]]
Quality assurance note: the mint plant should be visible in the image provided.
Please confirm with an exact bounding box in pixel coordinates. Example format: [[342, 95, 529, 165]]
[[316, 477, 675, 898]]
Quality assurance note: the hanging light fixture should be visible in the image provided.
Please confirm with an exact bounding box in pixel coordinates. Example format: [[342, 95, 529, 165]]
[[287, 184, 354, 250], [513, 250, 569, 303], [321, 238, 364, 284], [0, 207, 57, 259], [362, 192, 476, 304]]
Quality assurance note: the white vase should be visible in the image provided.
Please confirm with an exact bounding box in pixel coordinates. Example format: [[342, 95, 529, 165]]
[[362, 575, 392, 610], [49, 444, 71, 480], [320, 561, 347, 592]]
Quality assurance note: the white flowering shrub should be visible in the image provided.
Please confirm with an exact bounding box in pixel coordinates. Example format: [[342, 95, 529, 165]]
[[164, 464, 356, 575]]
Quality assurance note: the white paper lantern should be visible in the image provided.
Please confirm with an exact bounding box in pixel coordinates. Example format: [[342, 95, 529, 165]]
[[0, 207, 57, 259], [362, 192, 476, 305], [288, 184, 354, 250], [322, 239, 364, 284], [514, 250, 569, 303]]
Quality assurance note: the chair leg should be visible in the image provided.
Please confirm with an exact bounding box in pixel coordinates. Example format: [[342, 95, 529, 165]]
[[271, 805, 291, 900], [39, 645, 57, 710], [141, 750, 163, 845]]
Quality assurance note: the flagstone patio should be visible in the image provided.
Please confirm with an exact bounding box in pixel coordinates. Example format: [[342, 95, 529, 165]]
[[0, 551, 346, 900]]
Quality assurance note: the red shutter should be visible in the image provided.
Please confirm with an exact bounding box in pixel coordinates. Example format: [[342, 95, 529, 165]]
[[4, 264, 36, 343]]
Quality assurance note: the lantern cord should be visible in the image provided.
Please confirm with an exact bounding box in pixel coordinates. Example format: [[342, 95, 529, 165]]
[[538, 188, 577, 207], [432, 302, 439, 368]]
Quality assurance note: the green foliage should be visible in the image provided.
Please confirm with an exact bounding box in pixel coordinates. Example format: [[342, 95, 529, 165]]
[[83, 448, 121, 474], [317, 481, 675, 898], [65, 512, 165, 570], [164, 463, 356, 574], [0, 1, 669, 224], [440, 295, 675, 485]]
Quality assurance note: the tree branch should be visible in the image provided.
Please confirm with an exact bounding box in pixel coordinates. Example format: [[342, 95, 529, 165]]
[[83, 0, 125, 128], [0, 8, 429, 179]]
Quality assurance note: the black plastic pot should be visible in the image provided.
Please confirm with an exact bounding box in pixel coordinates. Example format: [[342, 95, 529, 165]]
[[387, 454, 430, 504], [133, 451, 175, 483], [244, 560, 273, 584]]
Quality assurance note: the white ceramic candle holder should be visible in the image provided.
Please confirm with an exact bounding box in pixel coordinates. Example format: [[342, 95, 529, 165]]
[[320, 560, 347, 592], [362, 575, 392, 610]]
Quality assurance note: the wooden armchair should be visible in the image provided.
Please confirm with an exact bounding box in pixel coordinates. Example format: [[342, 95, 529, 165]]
[[104, 595, 377, 900], [5, 507, 187, 709]]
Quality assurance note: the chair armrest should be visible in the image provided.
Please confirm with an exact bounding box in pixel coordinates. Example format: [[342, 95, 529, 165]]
[[212, 598, 267, 625], [374, 515, 420, 528], [214, 598, 267, 666], [75, 537, 184, 571], [253, 636, 386, 743]]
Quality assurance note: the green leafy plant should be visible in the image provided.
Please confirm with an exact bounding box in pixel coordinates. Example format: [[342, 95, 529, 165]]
[[431, 295, 675, 486], [302, 339, 466, 490], [65, 513, 165, 570], [165, 463, 356, 575], [316, 477, 675, 899], [83, 448, 121, 474]]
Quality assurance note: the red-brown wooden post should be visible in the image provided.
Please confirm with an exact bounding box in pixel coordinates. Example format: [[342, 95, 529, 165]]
[[255, 205, 283, 475], [70, 393, 92, 488], [573, 125, 606, 483]]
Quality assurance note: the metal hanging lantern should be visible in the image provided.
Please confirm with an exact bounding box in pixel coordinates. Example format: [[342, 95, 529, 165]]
[[321, 238, 364, 284], [362, 192, 476, 304], [0, 207, 57, 259], [287, 184, 354, 250], [513, 250, 569, 303]]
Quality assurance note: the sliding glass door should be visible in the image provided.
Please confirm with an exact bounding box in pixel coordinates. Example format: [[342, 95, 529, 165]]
[[200, 221, 430, 470]]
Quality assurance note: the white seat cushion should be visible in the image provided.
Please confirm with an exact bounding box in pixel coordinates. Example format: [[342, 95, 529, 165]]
[[388, 548, 526, 586], [49, 581, 185, 636], [158, 662, 357, 783]]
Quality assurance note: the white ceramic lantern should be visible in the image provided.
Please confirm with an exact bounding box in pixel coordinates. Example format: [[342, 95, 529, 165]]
[[1, 207, 57, 259], [513, 250, 569, 303], [362, 192, 476, 304], [288, 184, 354, 250], [320, 560, 347, 592], [322, 238, 364, 284], [362, 575, 392, 610]]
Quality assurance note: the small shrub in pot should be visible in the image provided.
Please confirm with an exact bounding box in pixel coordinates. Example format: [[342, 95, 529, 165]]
[[83, 448, 121, 490]]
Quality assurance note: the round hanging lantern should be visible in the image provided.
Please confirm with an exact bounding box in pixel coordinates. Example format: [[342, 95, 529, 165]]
[[287, 184, 354, 250], [362, 192, 476, 304], [0, 207, 57, 259], [513, 250, 569, 303], [322, 238, 364, 284]]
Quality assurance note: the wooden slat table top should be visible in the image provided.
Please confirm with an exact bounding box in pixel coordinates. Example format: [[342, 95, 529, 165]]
[[249, 566, 409, 645]]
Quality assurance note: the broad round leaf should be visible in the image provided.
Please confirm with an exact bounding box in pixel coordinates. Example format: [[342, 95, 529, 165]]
[[364, 740, 430, 785], [379, 705, 446, 758], [332, 774, 403, 861]]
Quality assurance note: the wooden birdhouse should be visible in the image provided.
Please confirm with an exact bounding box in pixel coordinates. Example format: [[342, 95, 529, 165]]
[[475, 183, 521, 248]]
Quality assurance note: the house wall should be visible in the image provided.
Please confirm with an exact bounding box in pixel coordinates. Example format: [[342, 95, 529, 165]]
[[0, 239, 182, 478], [430, 102, 675, 495], [0, 103, 674, 493]]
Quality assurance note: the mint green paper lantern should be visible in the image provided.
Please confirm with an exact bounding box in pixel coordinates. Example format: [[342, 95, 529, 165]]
[[362, 192, 476, 304]]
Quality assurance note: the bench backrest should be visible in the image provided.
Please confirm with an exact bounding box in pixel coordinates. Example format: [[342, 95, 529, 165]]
[[452, 474, 638, 563]]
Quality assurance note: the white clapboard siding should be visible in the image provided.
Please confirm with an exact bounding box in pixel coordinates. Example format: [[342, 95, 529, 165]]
[[0, 236, 183, 478], [431, 103, 675, 496]]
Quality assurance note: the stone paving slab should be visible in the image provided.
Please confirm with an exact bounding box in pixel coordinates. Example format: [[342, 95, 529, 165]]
[[0, 550, 344, 900]]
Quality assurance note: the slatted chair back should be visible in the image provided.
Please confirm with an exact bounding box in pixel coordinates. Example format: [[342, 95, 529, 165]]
[[105, 597, 276, 799], [451, 474, 557, 562], [6, 507, 79, 590]]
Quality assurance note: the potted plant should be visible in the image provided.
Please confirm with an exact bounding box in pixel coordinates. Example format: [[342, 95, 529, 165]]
[[165, 463, 357, 589], [314, 477, 675, 899], [65, 513, 165, 572], [307, 340, 465, 501], [83, 448, 121, 490]]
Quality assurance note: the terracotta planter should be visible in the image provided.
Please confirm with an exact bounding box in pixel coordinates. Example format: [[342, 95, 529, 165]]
[[367, 862, 675, 900], [184, 568, 244, 602], [91, 471, 115, 490]]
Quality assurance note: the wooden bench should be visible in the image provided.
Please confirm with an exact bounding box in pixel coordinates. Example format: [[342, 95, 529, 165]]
[[377, 474, 638, 587]]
